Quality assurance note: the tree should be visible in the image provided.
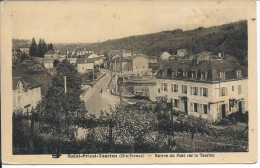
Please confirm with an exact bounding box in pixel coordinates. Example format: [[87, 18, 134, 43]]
[[29, 37, 38, 57], [42, 39, 48, 54], [48, 43, 54, 51], [38, 39, 44, 57], [111, 103, 158, 152], [36, 59, 87, 153]]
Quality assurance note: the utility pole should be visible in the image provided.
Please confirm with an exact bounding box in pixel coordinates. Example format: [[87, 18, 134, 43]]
[[64, 76, 67, 94], [93, 65, 95, 82]]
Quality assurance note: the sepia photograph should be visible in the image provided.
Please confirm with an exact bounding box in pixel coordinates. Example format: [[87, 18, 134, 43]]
[[1, 0, 257, 164]]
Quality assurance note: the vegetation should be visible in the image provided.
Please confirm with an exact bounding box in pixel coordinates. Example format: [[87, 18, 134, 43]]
[[29, 37, 54, 57], [12, 59, 53, 96], [85, 20, 247, 65]]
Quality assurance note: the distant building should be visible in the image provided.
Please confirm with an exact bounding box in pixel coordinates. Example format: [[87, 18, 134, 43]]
[[13, 77, 41, 113], [44, 50, 60, 60], [132, 54, 149, 75], [88, 53, 99, 59], [151, 59, 248, 121], [123, 50, 132, 58], [147, 56, 158, 63], [160, 52, 171, 61], [177, 49, 187, 57], [43, 61, 54, 69], [67, 55, 78, 64], [76, 58, 94, 73], [20, 48, 30, 55]]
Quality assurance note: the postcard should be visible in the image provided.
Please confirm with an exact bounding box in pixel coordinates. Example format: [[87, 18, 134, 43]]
[[1, 0, 257, 164]]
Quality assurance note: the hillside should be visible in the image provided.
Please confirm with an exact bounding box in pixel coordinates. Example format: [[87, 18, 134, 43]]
[[86, 20, 248, 65]]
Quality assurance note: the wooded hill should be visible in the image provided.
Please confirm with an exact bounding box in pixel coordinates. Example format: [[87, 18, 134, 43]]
[[87, 20, 248, 65]]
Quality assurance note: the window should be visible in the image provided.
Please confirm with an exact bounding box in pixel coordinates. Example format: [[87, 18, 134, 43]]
[[191, 87, 198, 96], [171, 84, 178, 92], [143, 66, 145, 68], [193, 103, 198, 112], [219, 72, 226, 80], [161, 83, 168, 91], [232, 86, 234, 91], [220, 87, 227, 96], [173, 99, 178, 107], [182, 85, 187, 94], [200, 87, 208, 97], [236, 70, 242, 78], [158, 88, 160, 93], [238, 85, 242, 94], [203, 104, 208, 114]]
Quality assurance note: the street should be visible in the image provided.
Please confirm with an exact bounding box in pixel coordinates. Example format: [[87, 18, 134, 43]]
[[82, 69, 120, 116]]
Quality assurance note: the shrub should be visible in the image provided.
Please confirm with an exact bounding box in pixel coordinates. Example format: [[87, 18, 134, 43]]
[[214, 118, 234, 126], [228, 111, 248, 123], [172, 110, 183, 116]]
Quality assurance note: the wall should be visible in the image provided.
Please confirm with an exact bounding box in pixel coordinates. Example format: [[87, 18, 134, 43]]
[[77, 63, 94, 73], [13, 86, 42, 112], [132, 56, 148, 75]]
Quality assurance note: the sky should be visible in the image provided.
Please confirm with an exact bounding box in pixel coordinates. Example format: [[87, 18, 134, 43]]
[[10, 0, 249, 44]]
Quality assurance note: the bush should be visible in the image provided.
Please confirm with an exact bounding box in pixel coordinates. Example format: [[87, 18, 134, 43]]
[[172, 110, 183, 116], [214, 118, 234, 126], [228, 111, 248, 123]]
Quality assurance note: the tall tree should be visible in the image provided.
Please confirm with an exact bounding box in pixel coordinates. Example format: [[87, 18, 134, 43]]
[[38, 39, 44, 57], [48, 43, 54, 51], [42, 39, 48, 54], [29, 37, 38, 57], [36, 60, 86, 153]]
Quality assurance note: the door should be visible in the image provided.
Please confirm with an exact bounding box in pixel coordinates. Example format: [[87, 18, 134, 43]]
[[222, 104, 226, 118], [239, 101, 242, 113], [184, 100, 188, 115]]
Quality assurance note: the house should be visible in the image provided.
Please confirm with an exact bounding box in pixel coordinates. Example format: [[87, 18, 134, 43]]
[[88, 53, 99, 59], [67, 55, 78, 64], [160, 52, 171, 61], [20, 48, 30, 55], [76, 58, 94, 73], [147, 56, 158, 63], [43, 61, 54, 69], [150, 59, 248, 122], [108, 50, 122, 58], [123, 50, 132, 58], [177, 49, 188, 57], [13, 77, 42, 113], [132, 54, 149, 75], [44, 50, 60, 60]]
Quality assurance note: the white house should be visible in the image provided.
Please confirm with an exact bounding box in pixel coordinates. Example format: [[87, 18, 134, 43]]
[[13, 77, 42, 113], [132, 54, 149, 75], [177, 49, 188, 57], [160, 52, 171, 61], [150, 59, 248, 122], [76, 58, 94, 73]]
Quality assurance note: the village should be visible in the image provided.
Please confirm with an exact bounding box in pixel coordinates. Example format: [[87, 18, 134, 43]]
[[11, 21, 249, 154], [12, 40, 248, 122]]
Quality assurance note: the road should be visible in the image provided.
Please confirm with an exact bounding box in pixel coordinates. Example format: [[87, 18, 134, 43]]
[[82, 69, 120, 116]]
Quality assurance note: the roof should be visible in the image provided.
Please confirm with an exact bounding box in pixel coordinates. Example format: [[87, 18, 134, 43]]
[[76, 58, 95, 64], [12, 77, 24, 90], [108, 50, 123, 57], [45, 50, 56, 55], [158, 59, 245, 82], [147, 56, 157, 60], [12, 77, 41, 90], [88, 54, 99, 58]]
